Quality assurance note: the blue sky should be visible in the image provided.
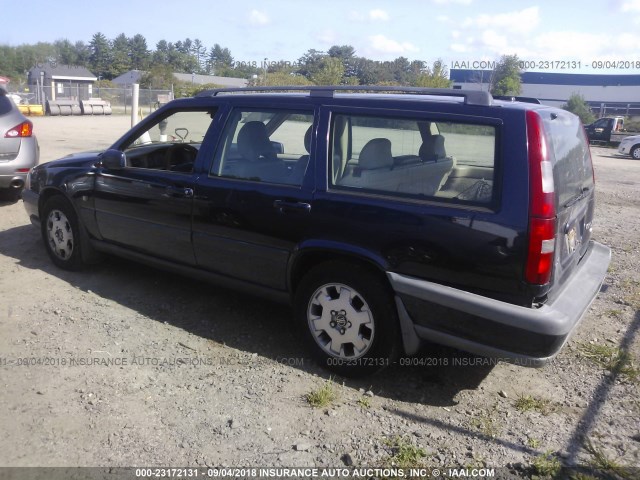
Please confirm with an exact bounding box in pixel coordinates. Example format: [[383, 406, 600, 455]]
[[2, 0, 640, 73]]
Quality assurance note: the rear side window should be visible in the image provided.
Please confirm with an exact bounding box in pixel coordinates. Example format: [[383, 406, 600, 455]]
[[0, 95, 14, 115], [330, 114, 497, 205], [541, 110, 593, 207]]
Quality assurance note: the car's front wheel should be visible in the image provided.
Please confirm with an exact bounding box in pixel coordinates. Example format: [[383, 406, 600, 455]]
[[294, 261, 400, 377], [41, 196, 86, 270], [631, 145, 640, 160]]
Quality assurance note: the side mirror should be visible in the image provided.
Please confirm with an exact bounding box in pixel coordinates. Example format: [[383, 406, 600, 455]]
[[101, 149, 126, 170]]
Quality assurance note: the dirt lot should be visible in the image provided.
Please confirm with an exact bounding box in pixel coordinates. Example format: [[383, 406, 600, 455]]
[[0, 116, 638, 476]]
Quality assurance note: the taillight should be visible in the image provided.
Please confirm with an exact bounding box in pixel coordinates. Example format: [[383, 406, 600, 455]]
[[4, 121, 33, 138], [525, 110, 556, 285]]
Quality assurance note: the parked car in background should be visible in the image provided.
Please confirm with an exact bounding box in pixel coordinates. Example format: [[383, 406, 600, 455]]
[[617, 134, 640, 159], [0, 86, 39, 200], [22, 86, 610, 376]]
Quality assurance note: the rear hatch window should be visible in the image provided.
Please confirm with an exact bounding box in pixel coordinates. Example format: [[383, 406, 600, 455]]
[[542, 111, 593, 207], [541, 109, 595, 286], [0, 94, 14, 116]]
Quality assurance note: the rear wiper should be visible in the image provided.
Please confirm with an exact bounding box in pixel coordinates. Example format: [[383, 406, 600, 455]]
[[563, 186, 591, 208]]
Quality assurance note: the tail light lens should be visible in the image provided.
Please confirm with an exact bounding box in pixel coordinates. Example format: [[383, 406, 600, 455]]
[[525, 110, 556, 285], [5, 121, 33, 138]]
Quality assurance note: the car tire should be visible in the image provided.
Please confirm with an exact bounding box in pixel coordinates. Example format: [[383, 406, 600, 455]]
[[294, 261, 400, 377], [41, 196, 86, 270], [631, 145, 640, 160]]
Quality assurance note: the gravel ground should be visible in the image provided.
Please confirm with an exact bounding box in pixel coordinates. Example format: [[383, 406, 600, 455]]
[[0, 116, 638, 476]]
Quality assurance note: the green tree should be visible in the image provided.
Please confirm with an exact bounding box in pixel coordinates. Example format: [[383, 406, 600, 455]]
[[153, 40, 169, 65], [89, 32, 112, 78], [262, 70, 313, 86], [490, 54, 522, 96], [129, 34, 150, 70], [191, 39, 207, 73], [414, 59, 451, 88], [140, 64, 175, 89], [54, 39, 80, 65], [562, 93, 596, 124], [297, 49, 326, 80], [109, 33, 132, 78], [311, 57, 344, 85], [208, 44, 234, 75], [328, 45, 357, 77]]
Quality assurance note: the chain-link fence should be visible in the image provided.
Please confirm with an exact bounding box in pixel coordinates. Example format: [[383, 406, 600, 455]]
[[6, 84, 172, 115], [91, 87, 173, 115]]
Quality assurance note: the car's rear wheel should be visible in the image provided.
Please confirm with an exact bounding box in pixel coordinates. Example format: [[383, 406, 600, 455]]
[[294, 261, 400, 377], [41, 196, 85, 270], [631, 145, 640, 160]]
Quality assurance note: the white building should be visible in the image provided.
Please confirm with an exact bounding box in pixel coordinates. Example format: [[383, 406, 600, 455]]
[[450, 70, 640, 118]]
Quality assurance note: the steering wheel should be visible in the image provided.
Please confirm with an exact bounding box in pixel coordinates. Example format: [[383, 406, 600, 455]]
[[164, 144, 198, 171]]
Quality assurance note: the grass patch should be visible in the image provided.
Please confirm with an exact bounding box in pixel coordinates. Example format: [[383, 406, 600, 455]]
[[515, 395, 554, 415], [621, 279, 640, 309], [605, 309, 623, 318], [306, 378, 337, 408], [531, 451, 562, 477], [527, 437, 541, 449], [577, 343, 640, 382], [357, 397, 371, 409], [470, 410, 500, 438], [383, 436, 428, 469], [584, 438, 632, 479]]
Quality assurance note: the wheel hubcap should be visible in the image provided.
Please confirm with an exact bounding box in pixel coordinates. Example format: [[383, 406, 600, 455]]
[[307, 283, 374, 359], [46, 209, 74, 260]]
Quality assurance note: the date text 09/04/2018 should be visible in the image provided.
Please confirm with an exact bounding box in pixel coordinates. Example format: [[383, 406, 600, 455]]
[[451, 60, 640, 70]]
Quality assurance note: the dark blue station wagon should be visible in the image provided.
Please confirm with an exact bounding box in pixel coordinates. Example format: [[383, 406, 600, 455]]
[[23, 87, 611, 376]]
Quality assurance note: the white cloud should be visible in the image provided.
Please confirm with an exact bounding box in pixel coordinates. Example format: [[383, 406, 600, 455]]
[[248, 9, 270, 26], [450, 43, 469, 53], [479, 30, 508, 50], [369, 34, 419, 54], [369, 9, 390, 21], [436, 15, 449, 23], [462, 6, 539, 34], [432, 0, 473, 4], [621, 0, 640, 11], [350, 9, 390, 22], [532, 31, 608, 58], [317, 29, 338, 44]]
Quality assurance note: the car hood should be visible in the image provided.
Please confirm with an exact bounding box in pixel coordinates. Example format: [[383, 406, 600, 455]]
[[42, 151, 104, 169]]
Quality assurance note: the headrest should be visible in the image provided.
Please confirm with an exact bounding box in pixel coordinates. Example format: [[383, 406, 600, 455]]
[[358, 138, 393, 170], [419, 134, 446, 162], [237, 121, 275, 161]]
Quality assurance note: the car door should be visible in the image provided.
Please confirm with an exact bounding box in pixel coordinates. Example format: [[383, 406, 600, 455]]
[[94, 108, 218, 265], [192, 106, 316, 290]]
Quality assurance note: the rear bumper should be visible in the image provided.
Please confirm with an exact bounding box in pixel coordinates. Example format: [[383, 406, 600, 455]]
[[0, 173, 27, 189], [388, 241, 611, 365]]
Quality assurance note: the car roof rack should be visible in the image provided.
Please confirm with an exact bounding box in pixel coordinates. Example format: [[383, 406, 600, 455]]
[[195, 85, 493, 106]]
